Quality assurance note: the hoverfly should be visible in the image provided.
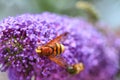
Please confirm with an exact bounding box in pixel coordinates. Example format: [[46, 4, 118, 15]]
[[35, 32, 84, 74], [35, 32, 69, 68]]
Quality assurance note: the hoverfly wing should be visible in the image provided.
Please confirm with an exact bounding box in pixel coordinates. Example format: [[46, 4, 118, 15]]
[[49, 56, 68, 68], [44, 32, 69, 46]]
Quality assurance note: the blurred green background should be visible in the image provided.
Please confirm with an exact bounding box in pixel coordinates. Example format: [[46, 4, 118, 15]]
[[0, 0, 120, 29], [0, 0, 120, 80]]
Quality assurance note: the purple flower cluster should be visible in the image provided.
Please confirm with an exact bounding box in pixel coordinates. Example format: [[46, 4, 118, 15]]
[[0, 12, 119, 80]]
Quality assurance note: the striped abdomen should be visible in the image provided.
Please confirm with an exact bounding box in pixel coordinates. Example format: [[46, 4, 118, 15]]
[[40, 43, 65, 56]]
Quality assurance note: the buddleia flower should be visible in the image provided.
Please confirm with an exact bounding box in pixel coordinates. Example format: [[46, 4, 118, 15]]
[[0, 12, 119, 80]]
